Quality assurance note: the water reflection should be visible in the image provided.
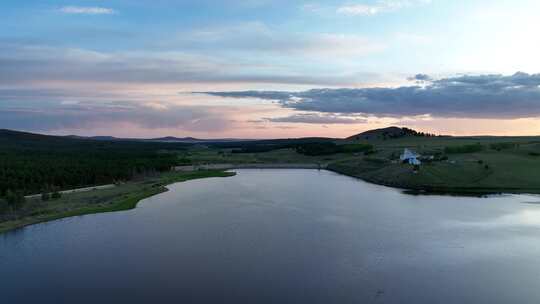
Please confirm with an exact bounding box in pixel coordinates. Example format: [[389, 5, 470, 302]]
[[2, 169, 540, 304]]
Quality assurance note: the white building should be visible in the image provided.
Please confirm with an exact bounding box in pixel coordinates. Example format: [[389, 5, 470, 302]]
[[400, 148, 421, 165]]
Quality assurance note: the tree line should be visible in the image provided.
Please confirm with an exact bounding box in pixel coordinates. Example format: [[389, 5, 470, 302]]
[[0, 130, 189, 211]]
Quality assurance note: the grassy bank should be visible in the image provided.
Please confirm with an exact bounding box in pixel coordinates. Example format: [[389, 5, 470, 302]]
[[0, 170, 235, 234], [181, 134, 540, 196], [326, 142, 540, 196]]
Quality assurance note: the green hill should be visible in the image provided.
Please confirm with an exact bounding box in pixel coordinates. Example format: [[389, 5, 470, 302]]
[[346, 126, 437, 141]]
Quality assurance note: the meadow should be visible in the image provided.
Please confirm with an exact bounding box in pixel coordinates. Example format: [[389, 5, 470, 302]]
[[182, 132, 540, 195]]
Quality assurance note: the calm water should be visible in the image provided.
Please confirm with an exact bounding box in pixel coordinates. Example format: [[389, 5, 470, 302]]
[[2, 169, 540, 303]]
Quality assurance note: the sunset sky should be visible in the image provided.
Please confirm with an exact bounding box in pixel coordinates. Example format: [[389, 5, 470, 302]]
[[2, 0, 540, 138]]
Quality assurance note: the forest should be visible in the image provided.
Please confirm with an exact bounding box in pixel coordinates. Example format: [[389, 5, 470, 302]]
[[0, 129, 189, 209]]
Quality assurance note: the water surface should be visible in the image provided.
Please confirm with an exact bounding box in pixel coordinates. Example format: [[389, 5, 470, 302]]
[[2, 169, 540, 303]]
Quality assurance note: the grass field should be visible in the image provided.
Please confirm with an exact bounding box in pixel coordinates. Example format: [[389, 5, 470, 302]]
[[182, 134, 540, 195], [338, 138, 540, 194], [0, 170, 235, 234]]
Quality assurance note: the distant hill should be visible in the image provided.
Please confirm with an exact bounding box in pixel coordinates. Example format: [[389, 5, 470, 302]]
[[65, 134, 251, 143], [65, 135, 120, 141], [0, 129, 199, 149], [1, 129, 254, 144], [146, 136, 250, 143], [2, 128, 441, 144], [1, 129, 75, 145], [347, 127, 437, 140], [150, 136, 198, 142]]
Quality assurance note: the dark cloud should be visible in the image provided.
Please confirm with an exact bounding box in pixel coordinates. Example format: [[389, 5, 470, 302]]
[[407, 73, 432, 83], [0, 102, 230, 132], [204, 72, 540, 119], [264, 113, 367, 124]]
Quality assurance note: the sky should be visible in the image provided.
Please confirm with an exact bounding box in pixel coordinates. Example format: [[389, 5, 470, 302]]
[[2, 0, 540, 138]]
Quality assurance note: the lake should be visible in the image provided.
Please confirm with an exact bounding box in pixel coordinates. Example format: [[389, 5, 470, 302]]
[[2, 169, 540, 303]]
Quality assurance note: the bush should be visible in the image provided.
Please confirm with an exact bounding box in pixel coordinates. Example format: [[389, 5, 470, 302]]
[[444, 144, 484, 154], [364, 157, 388, 164], [295, 143, 340, 156], [433, 154, 448, 161], [232, 144, 291, 153], [177, 157, 192, 165], [51, 191, 62, 200], [5, 189, 25, 209], [490, 142, 518, 151], [0, 198, 9, 214], [295, 143, 374, 156], [364, 149, 376, 155], [41, 192, 51, 201], [340, 144, 374, 153]]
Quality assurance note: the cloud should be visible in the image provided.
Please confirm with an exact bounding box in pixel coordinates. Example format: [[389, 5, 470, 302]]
[[0, 43, 245, 84], [407, 73, 432, 83], [177, 22, 385, 58], [337, 0, 431, 16], [59, 6, 116, 15], [0, 101, 230, 132], [0, 39, 382, 86], [203, 72, 540, 119], [337, 4, 381, 16], [264, 113, 368, 124]]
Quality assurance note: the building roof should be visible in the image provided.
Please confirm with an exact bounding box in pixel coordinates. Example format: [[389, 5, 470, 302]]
[[400, 148, 419, 160]]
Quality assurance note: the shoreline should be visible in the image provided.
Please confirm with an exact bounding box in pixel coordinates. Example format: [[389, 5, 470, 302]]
[[3, 165, 539, 234], [324, 166, 540, 197], [179, 163, 540, 196], [175, 163, 327, 171], [0, 170, 235, 235]]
